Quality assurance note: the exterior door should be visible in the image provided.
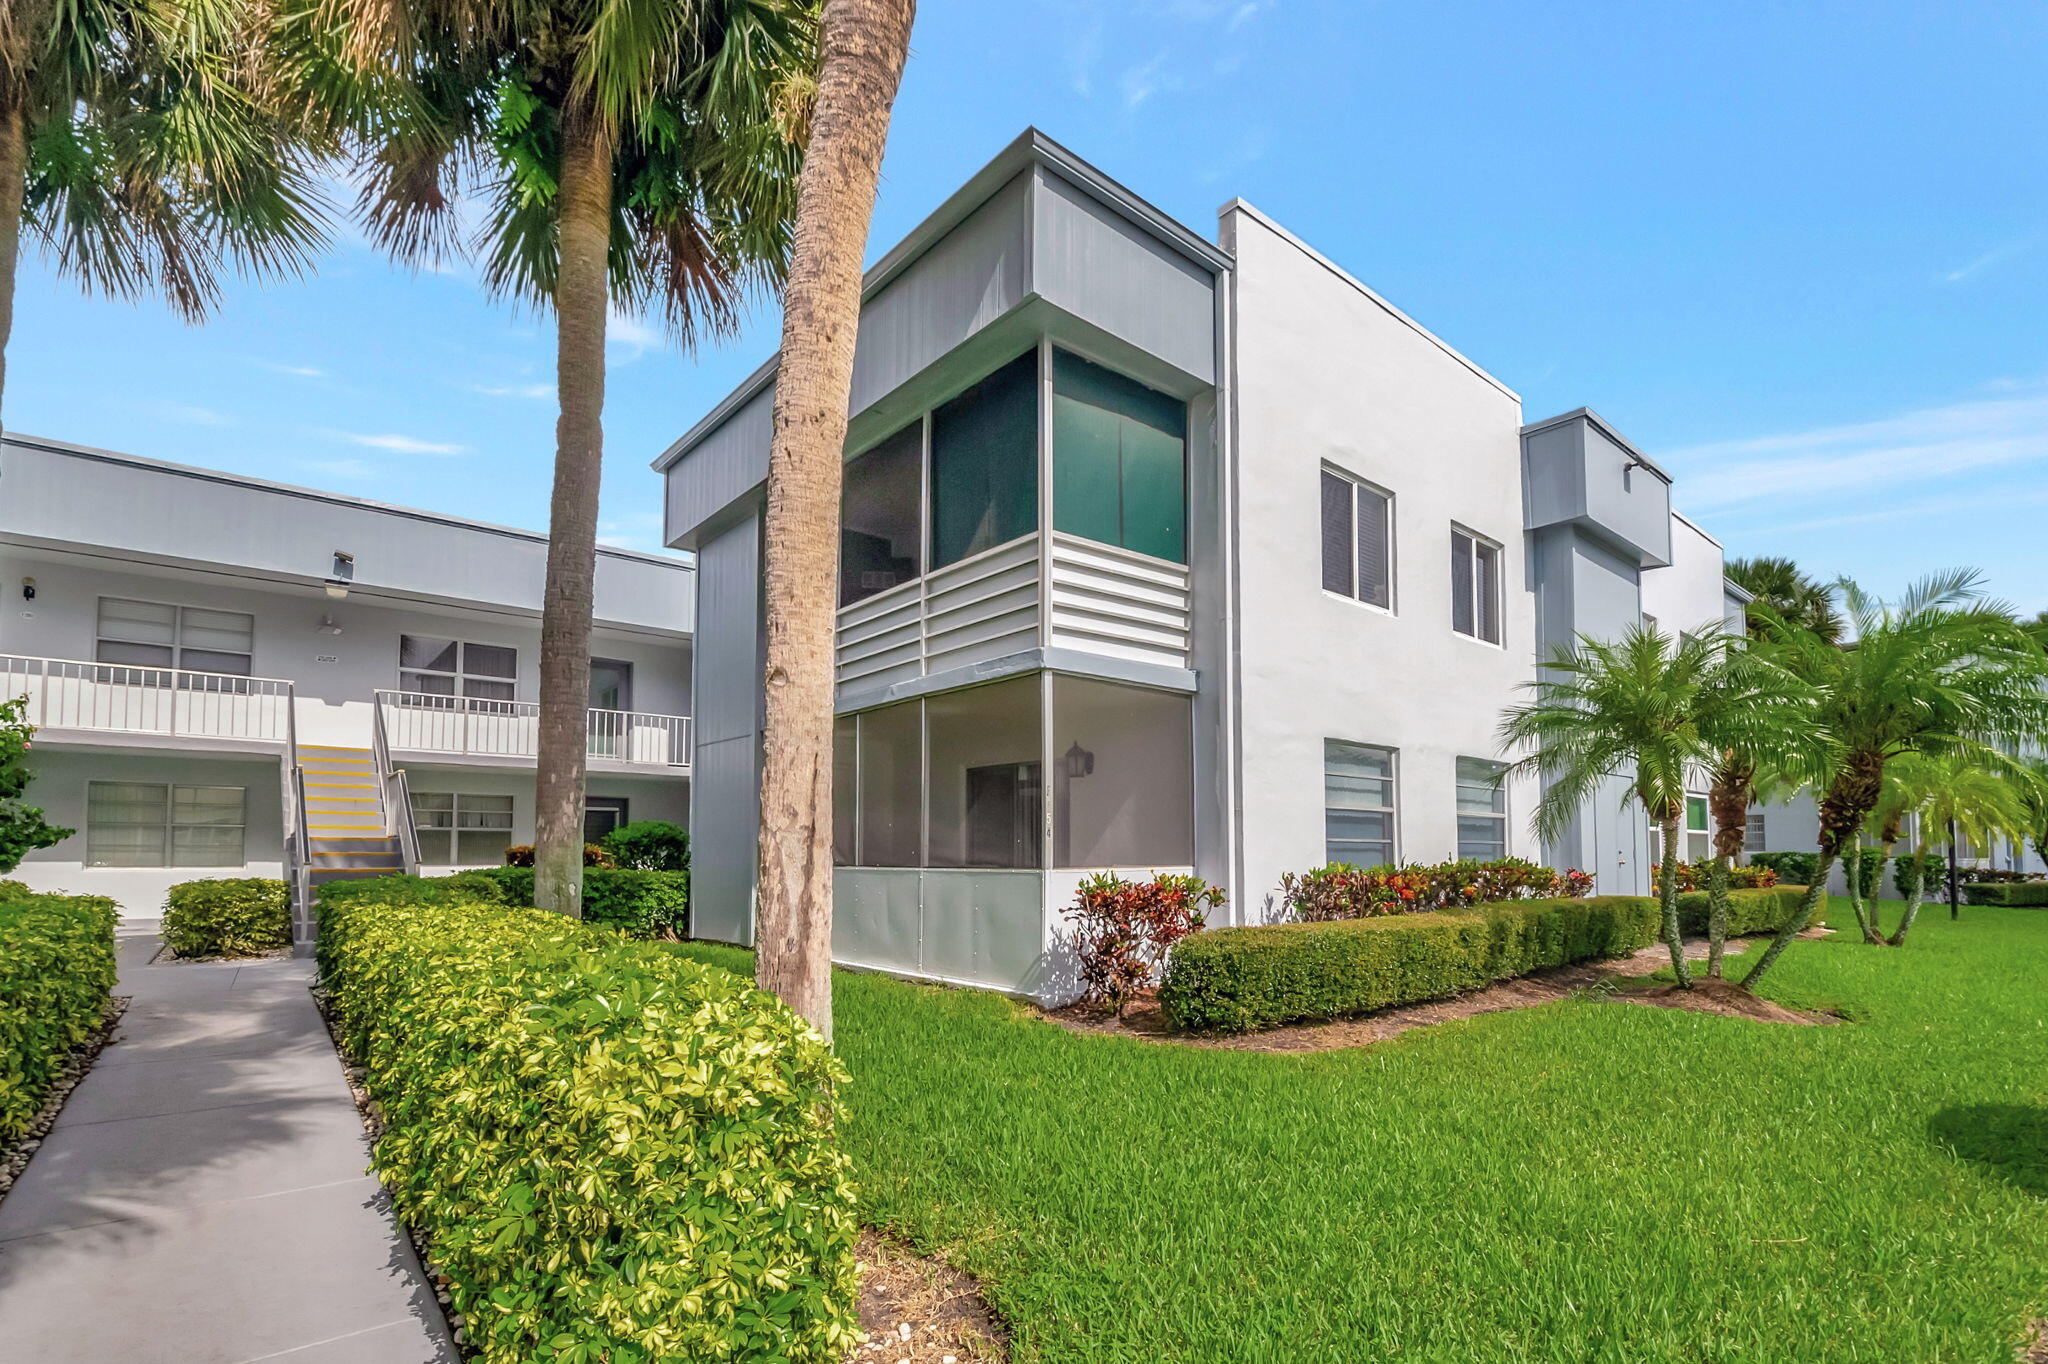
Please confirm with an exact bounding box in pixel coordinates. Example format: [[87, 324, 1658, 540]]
[[588, 660, 633, 756]]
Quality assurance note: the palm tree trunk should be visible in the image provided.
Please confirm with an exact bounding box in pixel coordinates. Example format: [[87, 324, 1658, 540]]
[[1741, 854, 1836, 988], [1871, 837, 1898, 940], [1706, 855, 1730, 978], [1706, 761, 1750, 979], [532, 105, 614, 919], [1889, 851, 1926, 946], [0, 99, 28, 431], [1658, 811, 1690, 987], [754, 0, 915, 1040]]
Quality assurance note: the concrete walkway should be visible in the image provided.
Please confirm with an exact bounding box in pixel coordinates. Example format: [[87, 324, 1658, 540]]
[[0, 925, 455, 1363]]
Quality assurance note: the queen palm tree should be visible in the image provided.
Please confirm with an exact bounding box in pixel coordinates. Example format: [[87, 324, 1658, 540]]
[[0, 0, 326, 426], [307, 0, 816, 915], [1501, 625, 1766, 988], [1872, 752, 2035, 947], [754, 0, 914, 1038], [1740, 570, 2048, 988], [1727, 555, 1842, 644]]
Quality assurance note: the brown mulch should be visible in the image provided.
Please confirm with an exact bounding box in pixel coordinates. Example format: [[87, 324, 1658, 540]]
[[853, 1231, 1007, 1362], [1039, 930, 1840, 1054], [2024, 1318, 2048, 1364], [0, 996, 130, 1209]]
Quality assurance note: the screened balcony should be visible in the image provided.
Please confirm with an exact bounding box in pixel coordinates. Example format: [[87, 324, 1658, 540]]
[[833, 341, 1198, 695]]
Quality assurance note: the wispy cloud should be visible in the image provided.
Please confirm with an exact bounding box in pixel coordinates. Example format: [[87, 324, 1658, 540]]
[[1120, 53, 1179, 109], [1937, 239, 2029, 285], [473, 382, 555, 400], [293, 457, 378, 482], [326, 430, 469, 456], [607, 308, 662, 360], [1667, 379, 2048, 514], [258, 361, 327, 379], [1066, 16, 1105, 95], [597, 511, 666, 552], [146, 401, 232, 427]]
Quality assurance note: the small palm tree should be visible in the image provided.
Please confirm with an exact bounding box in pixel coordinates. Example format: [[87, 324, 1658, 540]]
[[1874, 752, 2035, 946], [1728, 556, 1843, 643], [2017, 754, 2048, 872], [0, 0, 327, 425], [1741, 570, 2048, 988], [1501, 625, 1741, 988], [754, 0, 916, 1038], [306, 0, 817, 915]]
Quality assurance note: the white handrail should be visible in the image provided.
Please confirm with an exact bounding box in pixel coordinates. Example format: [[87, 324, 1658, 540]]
[[0, 652, 294, 744], [372, 689, 691, 768]]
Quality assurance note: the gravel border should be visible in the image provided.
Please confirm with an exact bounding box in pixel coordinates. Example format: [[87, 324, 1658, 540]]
[[0, 996, 132, 1210]]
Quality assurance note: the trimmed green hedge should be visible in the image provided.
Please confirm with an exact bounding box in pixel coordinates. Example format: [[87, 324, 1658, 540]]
[[463, 865, 689, 938], [1963, 881, 2048, 907], [1160, 896, 1660, 1035], [162, 877, 290, 958], [1, 889, 117, 1140], [315, 881, 859, 1363], [1672, 885, 1810, 937]]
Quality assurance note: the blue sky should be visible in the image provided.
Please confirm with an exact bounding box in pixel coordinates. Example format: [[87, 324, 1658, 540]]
[[10, 1, 2046, 607]]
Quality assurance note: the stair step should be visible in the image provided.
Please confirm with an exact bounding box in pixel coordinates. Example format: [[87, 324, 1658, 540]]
[[301, 745, 371, 753], [312, 854, 405, 870], [308, 868, 402, 884]]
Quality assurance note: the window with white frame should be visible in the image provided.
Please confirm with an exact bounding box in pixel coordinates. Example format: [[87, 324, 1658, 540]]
[[96, 599, 254, 676], [1450, 529, 1502, 644], [1455, 757, 1508, 858], [1325, 740, 1396, 867], [87, 782, 246, 867], [1320, 468, 1393, 609], [1648, 794, 1712, 868], [1744, 812, 1766, 854], [398, 637, 518, 701], [412, 792, 515, 865]]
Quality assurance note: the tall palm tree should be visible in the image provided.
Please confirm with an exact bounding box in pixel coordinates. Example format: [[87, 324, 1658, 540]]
[[754, 0, 914, 1039], [1873, 752, 2034, 947], [0, 0, 326, 426], [310, 0, 816, 915], [1740, 570, 2048, 988], [1501, 625, 1752, 988], [1727, 555, 1843, 644]]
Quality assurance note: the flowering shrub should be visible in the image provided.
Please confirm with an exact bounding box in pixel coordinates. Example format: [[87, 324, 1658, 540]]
[[1067, 873, 1226, 1014], [502, 842, 614, 868], [1279, 857, 1593, 922], [1656, 861, 1780, 893]]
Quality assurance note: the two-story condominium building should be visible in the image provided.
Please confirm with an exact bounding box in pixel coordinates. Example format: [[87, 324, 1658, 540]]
[[1, 435, 694, 943], [657, 130, 1746, 1002]]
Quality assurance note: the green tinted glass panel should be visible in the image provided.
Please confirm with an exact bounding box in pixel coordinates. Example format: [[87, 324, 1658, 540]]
[[1051, 395, 1121, 547], [1119, 421, 1186, 562], [930, 351, 1039, 569], [1687, 795, 1710, 833]]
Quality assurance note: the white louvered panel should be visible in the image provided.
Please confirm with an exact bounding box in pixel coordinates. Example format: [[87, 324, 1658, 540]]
[[924, 540, 1041, 672], [836, 582, 923, 690], [1046, 533, 1191, 669]]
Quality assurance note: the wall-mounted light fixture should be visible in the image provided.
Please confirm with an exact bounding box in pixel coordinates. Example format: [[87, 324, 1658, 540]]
[[1062, 741, 1095, 780], [20, 576, 34, 601], [324, 550, 355, 600]]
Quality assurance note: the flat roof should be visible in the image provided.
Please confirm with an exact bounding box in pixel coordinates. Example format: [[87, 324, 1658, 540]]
[[1519, 407, 1676, 485]]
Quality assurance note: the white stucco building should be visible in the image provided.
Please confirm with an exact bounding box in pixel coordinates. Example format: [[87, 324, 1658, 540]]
[[1, 435, 694, 942], [658, 130, 1745, 999]]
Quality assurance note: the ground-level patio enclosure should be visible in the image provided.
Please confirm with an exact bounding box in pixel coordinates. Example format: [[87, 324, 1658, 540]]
[[658, 133, 1231, 999]]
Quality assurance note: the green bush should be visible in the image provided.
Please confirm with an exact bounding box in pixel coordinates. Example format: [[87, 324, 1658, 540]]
[[0, 888, 117, 1140], [1751, 851, 1821, 888], [161, 877, 290, 958], [315, 886, 859, 1362], [1671, 886, 1809, 937], [453, 865, 688, 938], [1892, 852, 1952, 898], [1962, 881, 2048, 907], [601, 820, 690, 871], [1159, 896, 1660, 1035]]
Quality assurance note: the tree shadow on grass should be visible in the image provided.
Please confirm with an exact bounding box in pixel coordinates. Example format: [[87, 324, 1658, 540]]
[[1927, 1105, 2048, 1198]]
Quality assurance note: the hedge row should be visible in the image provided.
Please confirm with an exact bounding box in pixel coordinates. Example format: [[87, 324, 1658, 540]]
[[1963, 881, 2048, 907], [162, 877, 290, 958], [457, 865, 689, 938], [1159, 895, 1661, 1035], [0, 886, 117, 1141], [315, 879, 859, 1362], [1673, 885, 1812, 938]]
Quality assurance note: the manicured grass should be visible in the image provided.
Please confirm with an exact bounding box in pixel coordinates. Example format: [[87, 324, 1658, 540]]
[[673, 901, 2048, 1363]]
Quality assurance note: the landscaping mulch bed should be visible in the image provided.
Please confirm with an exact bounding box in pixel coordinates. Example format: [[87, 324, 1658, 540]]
[[0, 996, 130, 1210], [1040, 929, 1840, 1053]]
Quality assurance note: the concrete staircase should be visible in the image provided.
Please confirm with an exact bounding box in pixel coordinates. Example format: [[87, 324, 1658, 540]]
[[298, 745, 405, 887]]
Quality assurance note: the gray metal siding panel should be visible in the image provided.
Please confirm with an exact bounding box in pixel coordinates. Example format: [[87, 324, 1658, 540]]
[[692, 513, 761, 747], [688, 734, 757, 944], [664, 386, 776, 544], [1032, 169, 1216, 384]]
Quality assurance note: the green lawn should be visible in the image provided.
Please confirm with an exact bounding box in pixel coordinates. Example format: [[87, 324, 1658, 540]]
[[673, 902, 2048, 1363]]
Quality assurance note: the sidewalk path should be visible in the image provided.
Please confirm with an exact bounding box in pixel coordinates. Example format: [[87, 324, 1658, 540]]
[[0, 926, 455, 1363]]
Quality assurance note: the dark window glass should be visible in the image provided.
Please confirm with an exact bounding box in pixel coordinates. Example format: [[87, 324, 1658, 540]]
[[1451, 531, 1476, 637], [1355, 485, 1391, 609], [930, 351, 1039, 569], [833, 716, 858, 866], [1320, 471, 1352, 595], [1475, 541, 1501, 644], [1051, 350, 1187, 563], [841, 423, 923, 606]]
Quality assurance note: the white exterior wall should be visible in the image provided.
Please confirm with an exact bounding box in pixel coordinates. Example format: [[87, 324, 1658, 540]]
[[1222, 204, 1539, 920], [1639, 513, 1730, 639], [398, 766, 689, 875]]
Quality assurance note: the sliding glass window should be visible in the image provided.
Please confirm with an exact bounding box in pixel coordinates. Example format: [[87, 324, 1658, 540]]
[[929, 351, 1039, 570], [926, 676, 1042, 869], [1052, 350, 1187, 563], [840, 423, 923, 607]]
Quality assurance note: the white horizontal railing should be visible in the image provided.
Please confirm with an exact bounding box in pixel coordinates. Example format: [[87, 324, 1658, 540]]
[[0, 653, 294, 744], [374, 690, 691, 769]]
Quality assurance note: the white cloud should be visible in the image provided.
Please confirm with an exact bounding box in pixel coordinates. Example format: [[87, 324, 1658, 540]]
[[607, 308, 663, 360], [147, 402, 232, 427], [1667, 380, 2048, 514], [326, 430, 469, 456], [597, 511, 667, 552], [257, 362, 328, 379], [1937, 239, 2029, 285], [1067, 17, 1104, 96], [293, 457, 378, 482], [472, 382, 555, 400], [1120, 53, 1180, 110]]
